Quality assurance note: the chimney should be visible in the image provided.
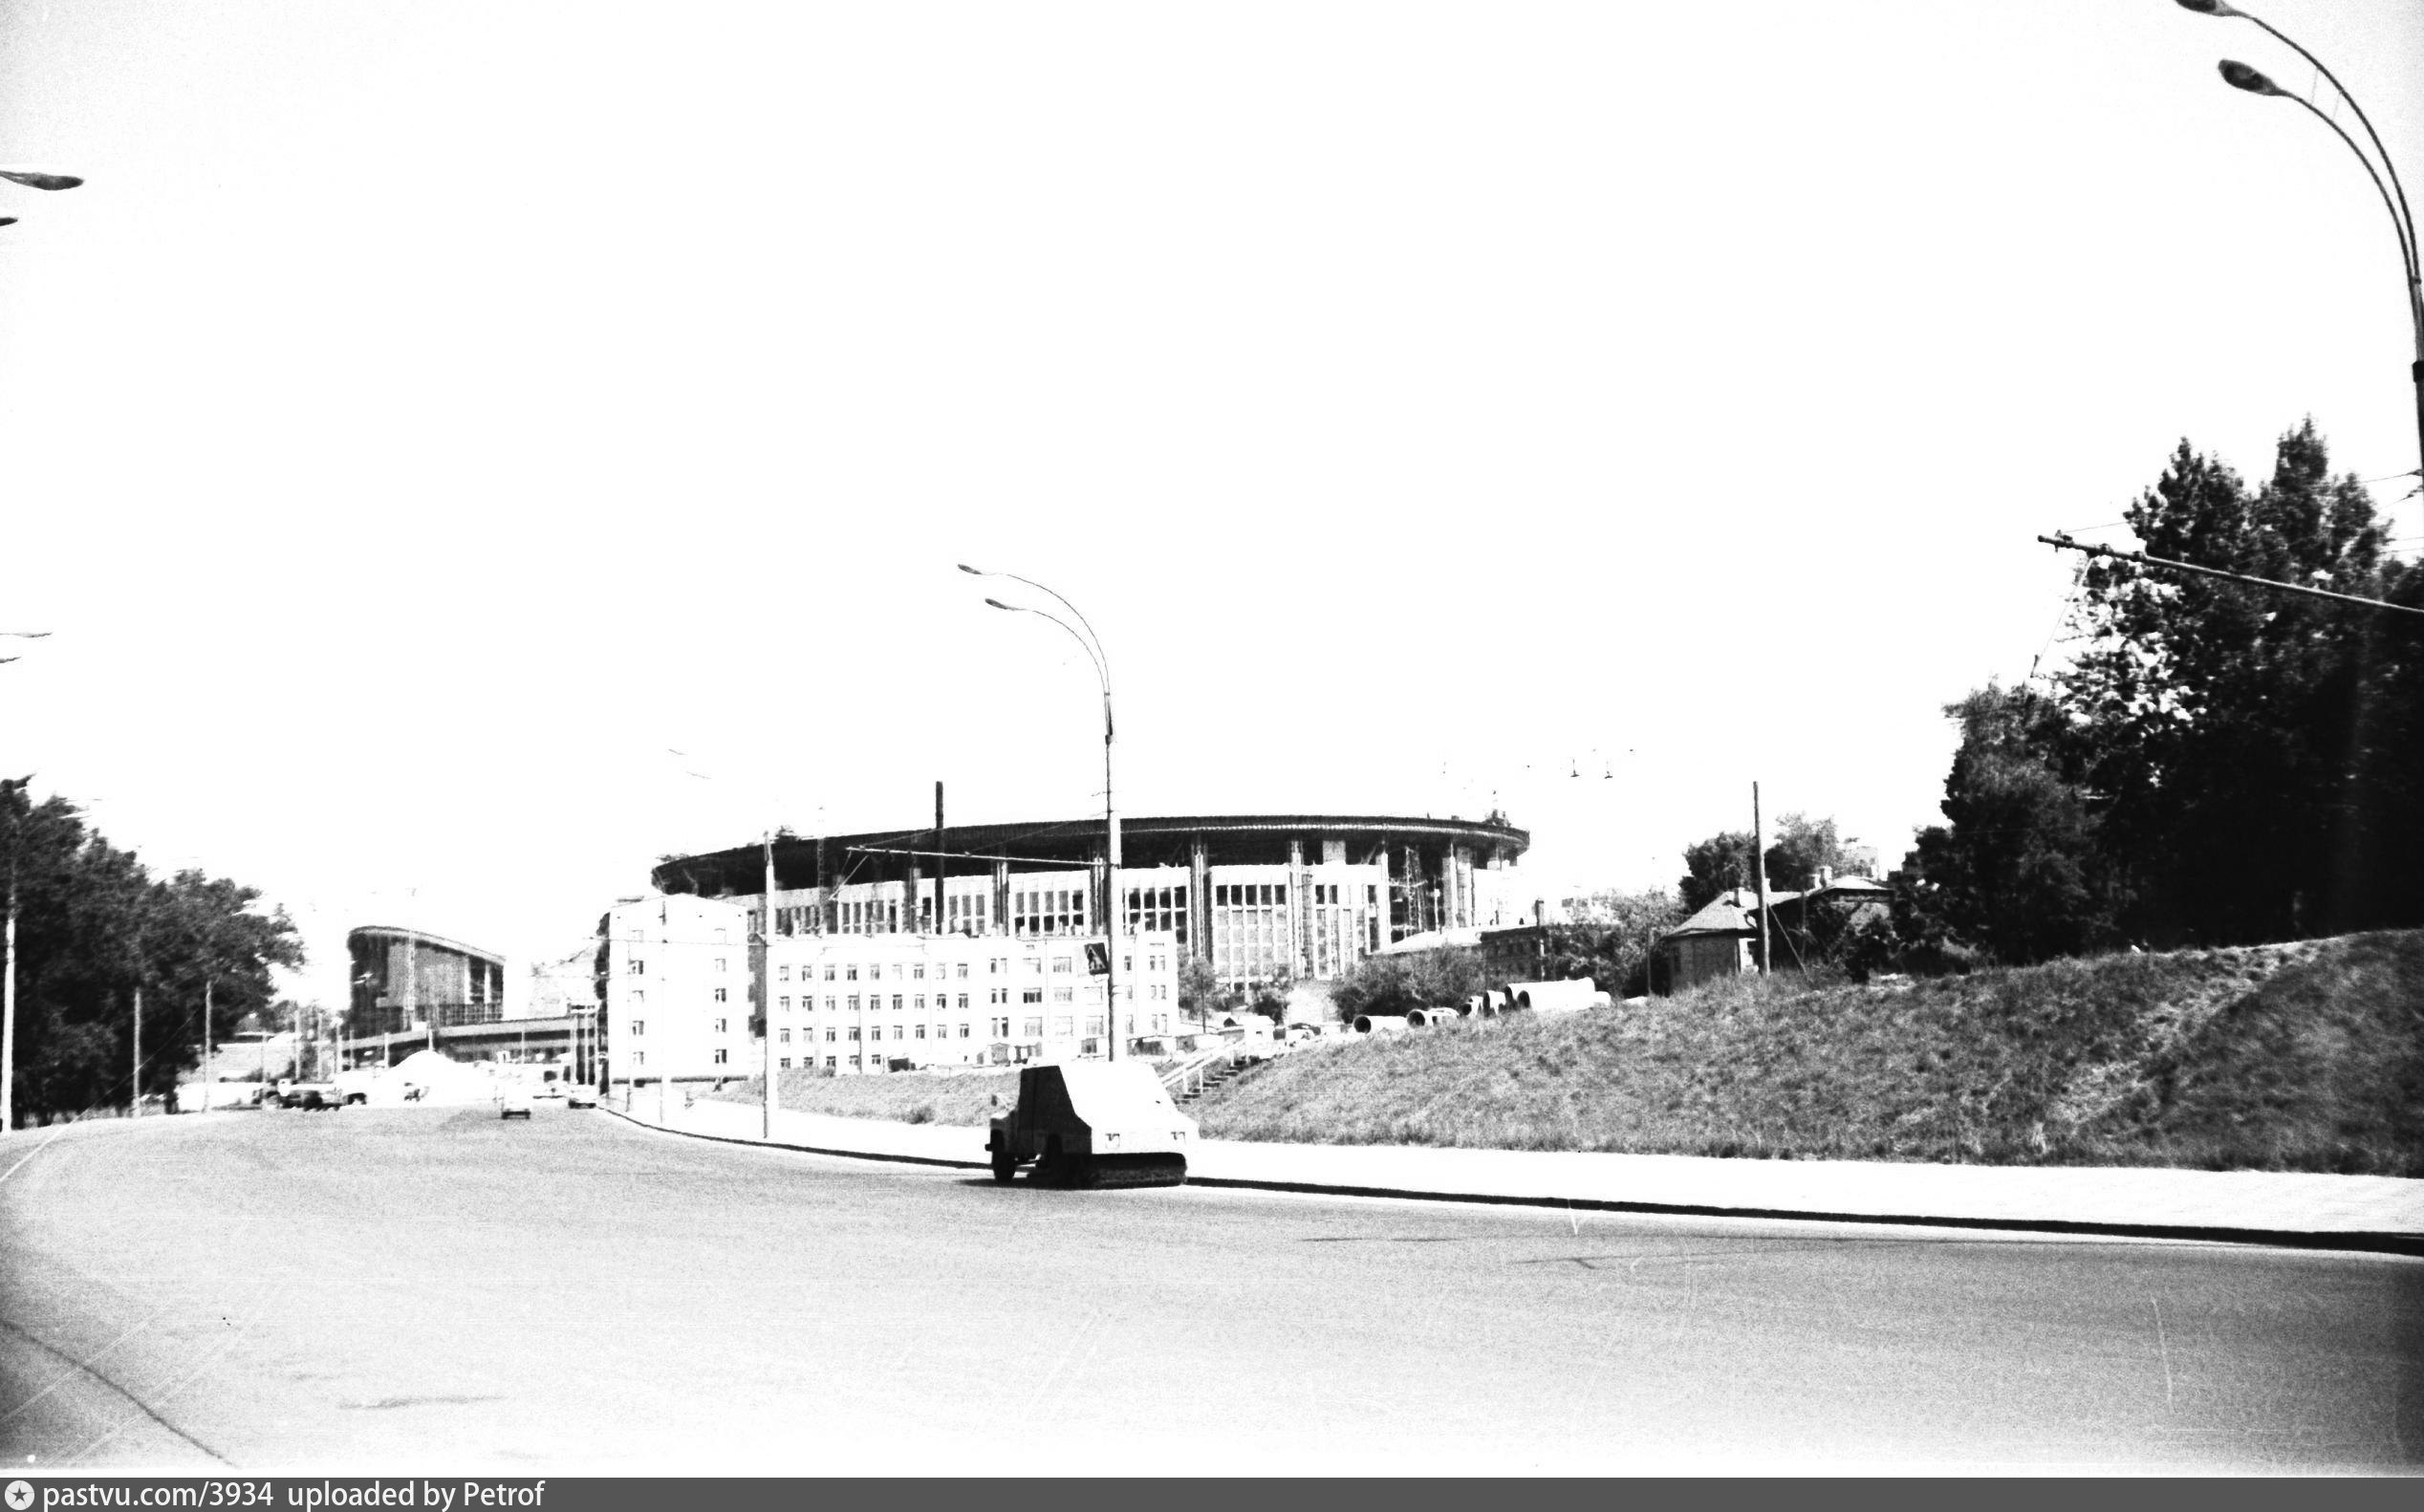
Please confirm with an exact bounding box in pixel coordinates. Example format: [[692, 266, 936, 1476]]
[[1533, 898, 1546, 927]]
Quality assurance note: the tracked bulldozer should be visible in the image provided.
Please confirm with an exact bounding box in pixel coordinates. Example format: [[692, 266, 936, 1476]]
[[988, 1061, 1196, 1189]]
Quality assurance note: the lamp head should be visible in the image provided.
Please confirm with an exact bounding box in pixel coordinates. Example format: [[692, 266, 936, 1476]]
[[984, 597, 1015, 611], [957, 563, 984, 575], [2174, 0, 2244, 15], [2218, 58, 2287, 95], [0, 217, 15, 227], [0, 170, 82, 191]]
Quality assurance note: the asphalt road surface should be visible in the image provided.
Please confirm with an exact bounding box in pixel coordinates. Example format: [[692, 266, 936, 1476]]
[[1, 1104, 2416, 1473]]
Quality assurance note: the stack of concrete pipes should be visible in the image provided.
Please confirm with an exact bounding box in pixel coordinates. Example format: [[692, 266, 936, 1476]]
[[1503, 980, 1607, 1014]]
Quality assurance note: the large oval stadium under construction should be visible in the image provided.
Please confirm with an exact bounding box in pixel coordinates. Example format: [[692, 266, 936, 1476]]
[[652, 810, 1531, 992]]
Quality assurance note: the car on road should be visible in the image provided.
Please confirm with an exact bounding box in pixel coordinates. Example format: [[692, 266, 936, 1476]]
[[496, 1086, 534, 1120], [566, 1085, 597, 1110], [533, 1079, 567, 1100]]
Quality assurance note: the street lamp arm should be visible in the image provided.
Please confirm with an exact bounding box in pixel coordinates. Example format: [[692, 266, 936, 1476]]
[[2278, 88, 2424, 349], [2238, 13, 2419, 276], [983, 598, 1112, 706], [961, 565, 1112, 689]]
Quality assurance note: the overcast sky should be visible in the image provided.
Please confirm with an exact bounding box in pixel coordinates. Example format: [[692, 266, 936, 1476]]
[[3, 0, 2420, 1010]]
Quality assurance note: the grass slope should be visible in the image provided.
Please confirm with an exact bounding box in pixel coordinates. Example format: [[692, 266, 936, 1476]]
[[708, 1067, 1015, 1127], [1191, 930, 2424, 1175]]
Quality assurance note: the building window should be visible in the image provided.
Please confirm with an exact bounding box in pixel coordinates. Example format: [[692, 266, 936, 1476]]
[[1022, 988, 1042, 1004], [714, 958, 727, 973], [956, 962, 969, 979], [713, 987, 728, 1004], [959, 1024, 971, 1038], [914, 995, 925, 1012], [825, 1028, 836, 1042], [713, 1018, 728, 1033], [825, 965, 837, 981], [1051, 986, 1073, 1004], [956, 994, 969, 1011], [779, 1057, 791, 1069], [627, 959, 646, 976], [630, 1021, 645, 1036], [892, 995, 904, 1012], [912, 964, 925, 980], [1025, 1018, 1047, 1038], [1052, 1016, 1073, 1037], [825, 1056, 836, 1069], [777, 965, 791, 983], [846, 965, 858, 981], [1085, 1016, 1104, 1036], [915, 1024, 926, 1040], [713, 1048, 728, 1065], [779, 1028, 791, 1044], [1051, 957, 1072, 974], [628, 990, 644, 1007], [632, 1050, 644, 1066], [778, 995, 790, 1011]]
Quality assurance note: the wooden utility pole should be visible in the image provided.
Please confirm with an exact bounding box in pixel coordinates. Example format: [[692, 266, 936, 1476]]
[[1753, 782, 1771, 975], [131, 985, 141, 1118], [763, 830, 777, 1139]]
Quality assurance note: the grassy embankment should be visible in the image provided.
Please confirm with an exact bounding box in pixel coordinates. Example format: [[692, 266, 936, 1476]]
[[709, 930, 2424, 1175], [1194, 929, 2424, 1175]]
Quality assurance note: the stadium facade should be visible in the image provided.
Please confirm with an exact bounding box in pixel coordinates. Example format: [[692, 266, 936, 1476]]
[[650, 811, 1531, 992]]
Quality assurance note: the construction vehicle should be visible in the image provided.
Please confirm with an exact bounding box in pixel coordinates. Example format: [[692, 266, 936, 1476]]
[[987, 1061, 1196, 1188]]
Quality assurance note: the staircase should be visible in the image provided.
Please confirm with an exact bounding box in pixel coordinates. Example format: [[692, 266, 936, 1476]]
[[1163, 1044, 1246, 1106]]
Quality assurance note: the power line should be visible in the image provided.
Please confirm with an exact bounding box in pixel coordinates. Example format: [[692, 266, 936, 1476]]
[[2038, 532, 2424, 619]]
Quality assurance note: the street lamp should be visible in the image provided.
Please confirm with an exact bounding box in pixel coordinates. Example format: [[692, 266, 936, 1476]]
[[0, 169, 82, 235], [2175, 1, 2424, 495], [963, 566, 1123, 1063]]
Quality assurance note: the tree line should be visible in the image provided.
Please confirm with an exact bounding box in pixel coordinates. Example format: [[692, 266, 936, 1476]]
[[2, 777, 303, 1126], [1904, 421, 2422, 964]]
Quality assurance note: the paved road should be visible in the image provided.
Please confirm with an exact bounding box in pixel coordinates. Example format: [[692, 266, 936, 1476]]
[[2, 1106, 2415, 1473]]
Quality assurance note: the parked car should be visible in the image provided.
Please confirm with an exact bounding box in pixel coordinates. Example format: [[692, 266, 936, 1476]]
[[566, 1084, 598, 1110], [496, 1086, 534, 1120], [533, 1078, 568, 1100]]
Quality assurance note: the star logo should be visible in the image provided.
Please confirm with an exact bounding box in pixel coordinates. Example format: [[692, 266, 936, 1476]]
[[5, 1479, 33, 1511]]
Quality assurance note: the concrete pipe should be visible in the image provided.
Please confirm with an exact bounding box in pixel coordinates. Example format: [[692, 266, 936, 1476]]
[[1353, 1013, 1411, 1037], [1405, 1005, 1460, 1028], [1506, 979, 1602, 1014]]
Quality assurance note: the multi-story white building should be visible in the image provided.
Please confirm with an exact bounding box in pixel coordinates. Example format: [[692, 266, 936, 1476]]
[[766, 928, 1180, 1074], [598, 894, 752, 1082]]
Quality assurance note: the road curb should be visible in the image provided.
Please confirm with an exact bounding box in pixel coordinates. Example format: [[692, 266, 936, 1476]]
[[603, 1103, 985, 1172], [601, 1106, 2424, 1258]]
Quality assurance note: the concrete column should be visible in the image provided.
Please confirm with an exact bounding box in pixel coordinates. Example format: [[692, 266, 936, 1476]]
[[1189, 840, 1211, 968], [992, 860, 1011, 937], [1288, 839, 1309, 980]]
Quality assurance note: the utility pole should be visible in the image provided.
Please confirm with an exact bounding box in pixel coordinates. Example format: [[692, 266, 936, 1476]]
[[1753, 782, 1771, 975], [131, 985, 141, 1118], [2, 869, 15, 1134], [202, 979, 214, 1113], [763, 829, 776, 1139]]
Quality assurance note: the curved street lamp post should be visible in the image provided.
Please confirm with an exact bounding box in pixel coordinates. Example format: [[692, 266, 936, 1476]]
[[961, 566, 1123, 1063], [2175, 1, 2424, 493]]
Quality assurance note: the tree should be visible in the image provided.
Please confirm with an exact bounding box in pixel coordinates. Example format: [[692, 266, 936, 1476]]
[[2061, 421, 2422, 943], [1899, 683, 2115, 964], [1677, 832, 1755, 913], [1176, 956, 1223, 1026], [1331, 948, 1483, 1022], [1550, 888, 1688, 995], [1680, 815, 1866, 913], [1, 778, 303, 1125]]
